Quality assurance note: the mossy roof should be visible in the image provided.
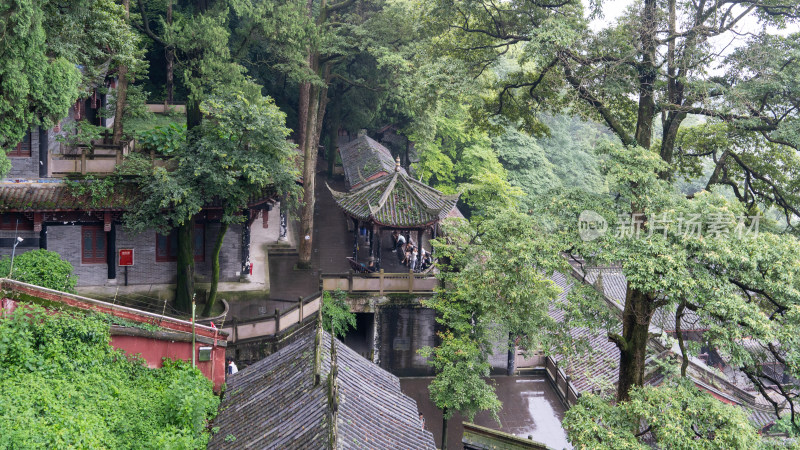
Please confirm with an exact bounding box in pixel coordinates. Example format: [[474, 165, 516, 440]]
[[338, 135, 406, 188], [327, 170, 459, 228]]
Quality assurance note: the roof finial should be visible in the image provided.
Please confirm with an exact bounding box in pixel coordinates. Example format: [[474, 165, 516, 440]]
[[395, 156, 401, 172]]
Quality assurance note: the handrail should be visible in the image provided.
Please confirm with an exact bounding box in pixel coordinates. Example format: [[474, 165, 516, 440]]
[[219, 292, 322, 344], [320, 270, 437, 294], [544, 356, 581, 407]]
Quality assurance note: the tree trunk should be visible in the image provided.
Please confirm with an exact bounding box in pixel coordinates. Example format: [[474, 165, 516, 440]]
[[675, 300, 689, 377], [297, 80, 310, 150], [441, 412, 449, 450], [203, 222, 228, 317], [112, 0, 130, 145], [165, 0, 174, 104], [298, 81, 320, 268], [507, 332, 516, 376], [175, 219, 195, 313], [633, 0, 657, 149], [614, 286, 653, 402], [186, 98, 202, 130]]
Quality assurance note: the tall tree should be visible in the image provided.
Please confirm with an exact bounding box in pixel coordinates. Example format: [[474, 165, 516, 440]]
[[293, 0, 419, 267], [0, 0, 138, 176], [125, 89, 298, 315], [147, 0, 252, 310], [191, 94, 299, 316], [423, 208, 611, 444], [424, 0, 800, 416]]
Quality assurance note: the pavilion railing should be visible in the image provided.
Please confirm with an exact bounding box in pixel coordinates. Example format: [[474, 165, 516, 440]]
[[321, 270, 437, 294]]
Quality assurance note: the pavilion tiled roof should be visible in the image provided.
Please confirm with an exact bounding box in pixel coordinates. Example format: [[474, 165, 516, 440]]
[[549, 271, 621, 396], [208, 324, 435, 449], [339, 135, 406, 188], [327, 170, 459, 228]]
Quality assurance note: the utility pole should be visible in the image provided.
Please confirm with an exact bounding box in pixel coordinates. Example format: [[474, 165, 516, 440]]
[[191, 294, 196, 368], [8, 237, 24, 278]]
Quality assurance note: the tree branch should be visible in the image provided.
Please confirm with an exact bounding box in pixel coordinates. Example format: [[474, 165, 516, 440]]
[[562, 61, 635, 146], [136, 1, 166, 47]]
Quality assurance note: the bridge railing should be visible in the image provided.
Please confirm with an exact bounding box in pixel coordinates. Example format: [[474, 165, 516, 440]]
[[218, 292, 322, 344], [320, 270, 437, 294]]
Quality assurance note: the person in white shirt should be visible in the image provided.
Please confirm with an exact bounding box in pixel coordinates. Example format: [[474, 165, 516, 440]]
[[226, 357, 238, 375], [394, 233, 406, 252]]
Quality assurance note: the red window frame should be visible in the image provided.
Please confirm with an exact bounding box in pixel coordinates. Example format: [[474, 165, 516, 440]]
[[82, 226, 107, 264], [0, 214, 33, 231], [156, 224, 205, 262], [8, 131, 31, 157]]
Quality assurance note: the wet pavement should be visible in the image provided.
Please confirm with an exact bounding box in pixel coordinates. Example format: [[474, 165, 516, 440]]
[[400, 376, 571, 450]]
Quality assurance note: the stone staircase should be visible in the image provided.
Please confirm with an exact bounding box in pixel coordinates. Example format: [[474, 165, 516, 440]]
[[266, 242, 298, 257]]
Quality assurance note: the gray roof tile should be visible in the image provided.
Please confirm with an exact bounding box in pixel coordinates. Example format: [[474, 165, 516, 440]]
[[209, 325, 436, 449]]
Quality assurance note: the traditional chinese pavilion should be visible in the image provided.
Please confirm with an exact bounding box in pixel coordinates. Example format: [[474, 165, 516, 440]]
[[328, 138, 459, 270]]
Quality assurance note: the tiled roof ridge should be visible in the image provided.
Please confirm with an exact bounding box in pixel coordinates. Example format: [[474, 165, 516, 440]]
[[370, 171, 400, 215], [327, 331, 340, 449], [0, 182, 276, 212]]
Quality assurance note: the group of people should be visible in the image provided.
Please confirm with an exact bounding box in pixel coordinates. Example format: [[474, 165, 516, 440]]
[[391, 231, 432, 272]]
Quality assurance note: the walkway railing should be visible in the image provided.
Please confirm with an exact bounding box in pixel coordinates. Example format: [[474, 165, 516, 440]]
[[545, 356, 581, 407], [321, 270, 437, 294], [50, 138, 135, 176], [219, 292, 322, 344]]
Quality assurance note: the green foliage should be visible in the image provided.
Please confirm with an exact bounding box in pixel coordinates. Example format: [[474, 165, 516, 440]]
[[0, 0, 140, 177], [411, 103, 523, 215], [0, 249, 77, 292], [420, 331, 501, 422], [563, 378, 760, 449], [322, 290, 356, 339], [0, 305, 218, 448], [55, 120, 108, 147], [422, 208, 585, 421], [63, 174, 118, 208], [430, 209, 566, 348], [138, 122, 187, 156]]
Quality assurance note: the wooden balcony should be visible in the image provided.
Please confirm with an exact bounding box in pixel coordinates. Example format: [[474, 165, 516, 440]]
[[49, 136, 136, 177]]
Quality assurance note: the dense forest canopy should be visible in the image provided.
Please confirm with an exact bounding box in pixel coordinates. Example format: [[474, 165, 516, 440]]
[[3, 0, 800, 446]]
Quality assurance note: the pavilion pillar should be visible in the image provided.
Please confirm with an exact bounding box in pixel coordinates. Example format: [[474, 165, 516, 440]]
[[431, 224, 436, 256], [376, 228, 382, 269], [352, 218, 359, 260], [369, 225, 374, 257], [417, 229, 423, 268]]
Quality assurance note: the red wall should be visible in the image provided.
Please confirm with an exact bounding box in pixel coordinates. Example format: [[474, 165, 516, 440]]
[[2, 295, 227, 391], [111, 335, 226, 390]]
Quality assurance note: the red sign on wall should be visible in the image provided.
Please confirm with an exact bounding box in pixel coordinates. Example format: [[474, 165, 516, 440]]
[[119, 249, 134, 266]]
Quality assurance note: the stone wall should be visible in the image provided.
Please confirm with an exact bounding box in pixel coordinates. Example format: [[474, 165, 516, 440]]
[[46, 225, 108, 286], [378, 305, 437, 376], [44, 222, 243, 287], [116, 222, 243, 285]]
